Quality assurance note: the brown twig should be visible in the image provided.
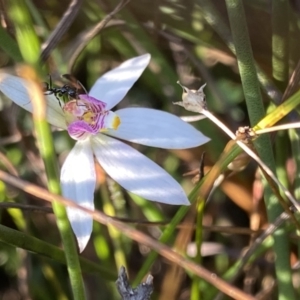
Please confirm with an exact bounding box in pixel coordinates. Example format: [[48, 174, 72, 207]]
[[0, 151, 19, 176], [0, 169, 255, 300], [0, 201, 260, 235]]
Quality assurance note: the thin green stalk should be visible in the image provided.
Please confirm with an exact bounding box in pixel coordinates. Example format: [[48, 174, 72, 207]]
[[0, 224, 116, 279], [272, 0, 289, 84], [225, 1, 295, 299], [35, 118, 86, 300], [288, 13, 300, 74], [225, 0, 265, 126], [191, 200, 205, 300], [289, 130, 300, 200], [129, 193, 165, 221], [41, 262, 68, 300], [289, 129, 300, 261], [7, 0, 40, 66], [100, 182, 127, 270], [0, 26, 22, 62], [275, 132, 289, 191]]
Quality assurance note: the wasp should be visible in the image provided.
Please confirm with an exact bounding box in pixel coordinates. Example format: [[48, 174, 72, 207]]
[[44, 74, 87, 108]]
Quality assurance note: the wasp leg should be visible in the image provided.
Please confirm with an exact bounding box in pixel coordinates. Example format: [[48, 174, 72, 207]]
[[56, 95, 63, 109]]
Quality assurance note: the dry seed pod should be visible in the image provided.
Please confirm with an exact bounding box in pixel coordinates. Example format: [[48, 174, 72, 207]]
[[173, 81, 207, 113], [228, 126, 257, 171]]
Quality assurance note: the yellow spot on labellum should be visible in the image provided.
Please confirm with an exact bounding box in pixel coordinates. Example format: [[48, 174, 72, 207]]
[[113, 116, 121, 130]]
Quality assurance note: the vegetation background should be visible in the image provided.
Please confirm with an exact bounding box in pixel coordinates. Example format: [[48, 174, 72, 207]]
[[0, 0, 300, 299]]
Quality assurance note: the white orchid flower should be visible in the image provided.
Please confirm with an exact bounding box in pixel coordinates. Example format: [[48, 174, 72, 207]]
[[0, 54, 210, 252]]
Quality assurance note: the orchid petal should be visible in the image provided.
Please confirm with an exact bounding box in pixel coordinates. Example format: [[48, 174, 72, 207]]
[[61, 139, 96, 252], [106, 108, 210, 148], [92, 134, 190, 205], [0, 73, 66, 129], [89, 54, 151, 110]]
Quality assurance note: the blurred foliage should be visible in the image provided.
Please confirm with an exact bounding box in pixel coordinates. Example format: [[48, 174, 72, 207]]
[[0, 0, 300, 299]]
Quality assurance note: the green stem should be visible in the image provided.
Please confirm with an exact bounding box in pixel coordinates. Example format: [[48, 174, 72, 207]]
[[289, 129, 300, 262], [101, 182, 127, 270], [7, 0, 40, 66], [191, 200, 205, 300], [272, 0, 289, 84], [0, 26, 22, 62], [35, 119, 86, 300], [0, 224, 116, 279], [288, 13, 300, 74], [275, 132, 289, 191], [225, 0, 263, 126], [225, 1, 295, 299]]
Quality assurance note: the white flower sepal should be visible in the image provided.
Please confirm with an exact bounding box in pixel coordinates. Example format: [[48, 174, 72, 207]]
[[0, 54, 210, 252]]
